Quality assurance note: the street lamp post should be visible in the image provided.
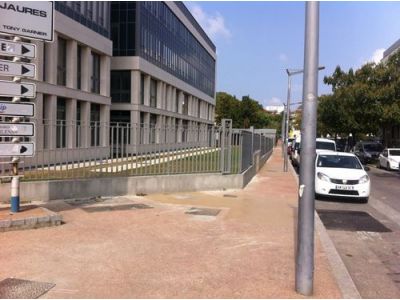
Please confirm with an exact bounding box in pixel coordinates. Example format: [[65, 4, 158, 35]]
[[281, 104, 286, 157], [283, 67, 324, 172]]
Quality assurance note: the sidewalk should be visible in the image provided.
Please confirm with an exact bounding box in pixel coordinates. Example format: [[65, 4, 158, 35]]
[[0, 147, 343, 298]]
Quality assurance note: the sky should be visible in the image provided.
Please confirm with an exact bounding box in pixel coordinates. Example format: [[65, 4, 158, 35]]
[[185, 1, 400, 108]]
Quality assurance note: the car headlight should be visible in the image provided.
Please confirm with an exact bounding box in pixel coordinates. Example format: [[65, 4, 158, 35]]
[[317, 172, 330, 182], [389, 157, 396, 163], [359, 175, 369, 184]]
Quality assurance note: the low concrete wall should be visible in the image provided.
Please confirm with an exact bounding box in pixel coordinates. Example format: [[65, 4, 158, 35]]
[[0, 151, 273, 203]]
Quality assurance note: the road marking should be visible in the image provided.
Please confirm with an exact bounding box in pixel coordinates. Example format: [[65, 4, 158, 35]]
[[369, 196, 400, 228]]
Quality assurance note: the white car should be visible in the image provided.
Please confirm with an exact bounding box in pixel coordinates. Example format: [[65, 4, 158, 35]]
[[292, 137, 336, 167], [315, 151, 370, 203], [378, 148, 400, 171]]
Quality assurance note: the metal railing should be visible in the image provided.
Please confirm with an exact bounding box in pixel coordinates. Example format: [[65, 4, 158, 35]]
[[0, 120, 274, 181]]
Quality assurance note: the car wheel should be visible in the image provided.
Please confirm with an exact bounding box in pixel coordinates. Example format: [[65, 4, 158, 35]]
[[377, 161, 381, 168], [387, 162, 392, 171], [360, 197, 369, 204]]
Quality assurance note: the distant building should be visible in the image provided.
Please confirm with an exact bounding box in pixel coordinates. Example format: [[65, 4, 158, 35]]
[[264, 105, 284, 114], [382, 38, 400, 63]]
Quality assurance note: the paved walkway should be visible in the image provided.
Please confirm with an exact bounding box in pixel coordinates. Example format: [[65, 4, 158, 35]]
[[0, 147, 342, 298]]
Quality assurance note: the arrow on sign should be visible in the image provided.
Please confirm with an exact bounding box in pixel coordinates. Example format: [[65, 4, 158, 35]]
[[0, 80, 36, 98], [21, 45, 29, 55], [21, 65, 30, 75], [20, 145, 27, 154], [21, 85, 29, 95]]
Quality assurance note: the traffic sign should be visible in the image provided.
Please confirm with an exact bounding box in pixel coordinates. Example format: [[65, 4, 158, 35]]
[[0, 122, 34, 137], [0, 59, 35, 78], [0, 101, 34, 117], [0, 80, 35, 98], [0, 143, 34, 157], [0, 2, 54, 41], [0, 38, 35, 58]]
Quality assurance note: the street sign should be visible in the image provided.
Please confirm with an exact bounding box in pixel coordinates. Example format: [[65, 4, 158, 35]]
[[0, 122, 34, 137], [0, 38, 35, 58], [0, 59, 35, 78], [0, 143, 34, 157], [0, 101, 34, 117], [0, 2, 54, 41], [0, 80, 35, 98]]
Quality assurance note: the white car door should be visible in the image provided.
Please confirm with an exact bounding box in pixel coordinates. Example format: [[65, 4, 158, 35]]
[[380, 149, 388, 168]]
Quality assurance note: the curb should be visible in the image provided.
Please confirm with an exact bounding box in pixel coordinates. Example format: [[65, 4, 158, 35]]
[[288, 161, 361, 299]]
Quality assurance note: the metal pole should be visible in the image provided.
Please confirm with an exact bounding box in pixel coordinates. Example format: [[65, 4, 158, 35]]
[[281, 107, 286, 157], [284, 75, 292, 172], [296, 1, 319, 296], [10, 36, 22, 213]]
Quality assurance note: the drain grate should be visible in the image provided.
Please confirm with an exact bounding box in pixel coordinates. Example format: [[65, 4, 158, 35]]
[[185, 207, 221, 216], [223, 194, 237, 198], [0, 278, 55, 299], [82, 203, 153, 213], [317, 209, 392, 232]]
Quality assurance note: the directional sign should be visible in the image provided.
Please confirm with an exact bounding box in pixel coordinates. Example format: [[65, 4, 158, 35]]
[[0, 143, 34, 157], [0, 122, 34, 137], [0, 101, 34, 117], [0, 38, 35, 58], [0, 59, 35, 78], [0, 2, 54, 41], [0, 80, 35, 98]]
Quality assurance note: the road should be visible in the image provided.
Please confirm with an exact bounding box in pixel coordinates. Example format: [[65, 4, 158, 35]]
[[315, 166, 400, 298]]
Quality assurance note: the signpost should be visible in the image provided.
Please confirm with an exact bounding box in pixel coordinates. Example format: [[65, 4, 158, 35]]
[[0, 1, 54, 213], [0, 80, 36, 98], [0, 2, 54, 41], [0, 59, 35, 78], [0, 122, 35, 137], [0, 101, 35, 117], [0, 38, 35, 58], [0, 143, 35, 157]]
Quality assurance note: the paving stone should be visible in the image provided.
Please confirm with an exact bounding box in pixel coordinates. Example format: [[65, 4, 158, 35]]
[[0, 219, 11, 228]]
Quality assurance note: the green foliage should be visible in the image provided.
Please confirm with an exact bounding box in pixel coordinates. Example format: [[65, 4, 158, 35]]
[[319, 51, 400, 138], [215, 92, 282, 131]]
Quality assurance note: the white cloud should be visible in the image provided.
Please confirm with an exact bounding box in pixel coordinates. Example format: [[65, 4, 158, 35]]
[[266, 97, 283, 106], [365, 48, 385, 64], [189, 5, 231, 41], [279, 53, 288, 62]]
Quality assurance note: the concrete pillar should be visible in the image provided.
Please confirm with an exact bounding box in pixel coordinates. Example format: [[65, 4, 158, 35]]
[[177, 119, 183, 143], [80, 101, 91, 147], [43, 95, 57, 149], [66, 40, 77, 89], [34, 93, 44, 150], [81, 46, 91, 92], [156, 80, 162, 109], [171, 87, 176, 112], [178, 91, 184, 114], [100, 104, 110, 146], [66, 99, 77, 148], [100, 55, 110, 96], [131, 70, 140, 107], [130, 110, 140, 146], [32, 41, 44, 81], [144, 75, 150, 106], [143, 112, 150, 144], [45, 32, 57, 84]]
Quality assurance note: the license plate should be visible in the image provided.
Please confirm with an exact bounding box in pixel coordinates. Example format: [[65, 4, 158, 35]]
[[335, 185, 354, 190]]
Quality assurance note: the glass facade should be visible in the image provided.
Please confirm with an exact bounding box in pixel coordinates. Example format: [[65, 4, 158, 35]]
[[90, 104, 101, 147], [110, 1, 216, 98], [111, 71, 131, 103], [140, 2, 215, 97], [150, 78, 157, 108], [111, 2, 136, 56], [91, 52, 101, 94], [56, 97, 67, 148], [55, 1, 110, 38], [57, 37, 67, 86]]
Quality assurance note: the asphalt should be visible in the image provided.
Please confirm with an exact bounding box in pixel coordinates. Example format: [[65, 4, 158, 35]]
[[0, 147, 344, 298]]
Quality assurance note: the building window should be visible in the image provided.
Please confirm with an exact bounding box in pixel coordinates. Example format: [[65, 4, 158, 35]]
[[76, 101, 81, 147], [111, 71, 131, 103], [57, 37, 67, 86], [110, 110, 131, 124], [111, 1, 136, 56], [91, 104, 101, 147], [182, 94, 188, 115], [91, 52, 101, 93], [149, 114, 157, 144], [77, 45, 82, 89], [56, 97, 66, 148], [140, 74, 145, 105], [150, 78, 157, 108], [175, 90, 179, 112], [198, 100, 201, 118]]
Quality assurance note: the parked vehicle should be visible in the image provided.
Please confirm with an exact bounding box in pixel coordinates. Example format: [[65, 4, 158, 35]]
[[292, 137, 336, 167], [287, 138, 295, 156], [315, 151, 370, 203], [353, 141, 383, 164], [378, 148, 400, 171], [291, 136, 301, 167]]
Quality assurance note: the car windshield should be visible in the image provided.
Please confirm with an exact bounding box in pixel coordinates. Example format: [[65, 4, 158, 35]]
[[317, 155, 362, 169], [364, 143, 382, 152], [316, 141, 336, 151], [389, 150, 400, 156]]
